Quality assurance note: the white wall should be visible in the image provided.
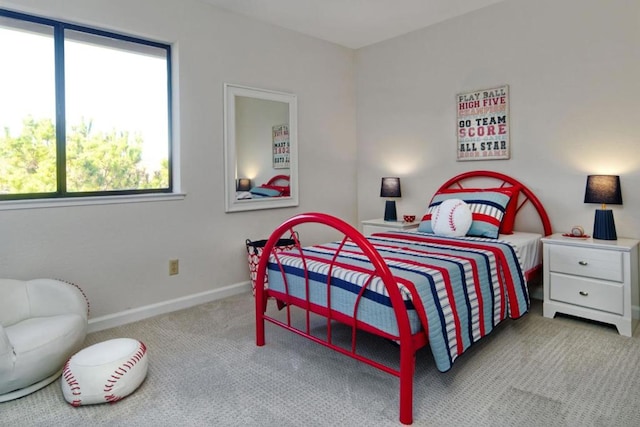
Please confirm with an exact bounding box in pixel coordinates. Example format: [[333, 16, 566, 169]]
[[0, 0, 357, 323], [355, 0, 640, 238]]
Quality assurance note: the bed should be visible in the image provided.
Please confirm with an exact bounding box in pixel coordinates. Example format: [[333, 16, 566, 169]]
[[236, 175, 291, 199], [254, 171, 552, 425]]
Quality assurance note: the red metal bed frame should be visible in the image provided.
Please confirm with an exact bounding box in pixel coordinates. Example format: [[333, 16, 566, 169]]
[[255, 171, 552, 425], [264, 174, 290, 197]]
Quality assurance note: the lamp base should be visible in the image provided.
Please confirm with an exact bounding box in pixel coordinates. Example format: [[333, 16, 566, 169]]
[[593, 209, 617, 240], [384, 200, 397, 222]]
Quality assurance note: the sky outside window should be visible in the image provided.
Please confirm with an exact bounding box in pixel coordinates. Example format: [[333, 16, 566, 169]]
[[0, 23, 56, 137], [64, 30, 169, 173]]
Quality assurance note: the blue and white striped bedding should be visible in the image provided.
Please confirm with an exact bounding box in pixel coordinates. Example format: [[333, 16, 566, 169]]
[[266, 230, 529, 372]]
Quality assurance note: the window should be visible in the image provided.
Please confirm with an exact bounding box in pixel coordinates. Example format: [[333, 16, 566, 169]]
[[0, 9, 172, 200]]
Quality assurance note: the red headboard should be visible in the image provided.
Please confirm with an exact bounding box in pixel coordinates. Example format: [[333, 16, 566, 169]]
[[435, 170, 552, 236], [263, 175, 290, 197]]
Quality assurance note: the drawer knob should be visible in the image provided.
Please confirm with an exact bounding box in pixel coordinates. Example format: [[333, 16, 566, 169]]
[[578, 261, 588, 266], [579, 291, 589, 296]]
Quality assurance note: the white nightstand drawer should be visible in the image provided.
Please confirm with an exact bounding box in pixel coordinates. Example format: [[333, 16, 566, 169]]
[[548, 245, 623, 282], [549, 273, 624, 315]]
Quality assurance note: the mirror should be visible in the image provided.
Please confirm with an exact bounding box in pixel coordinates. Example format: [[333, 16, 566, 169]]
[[224, 83, 298, 212]]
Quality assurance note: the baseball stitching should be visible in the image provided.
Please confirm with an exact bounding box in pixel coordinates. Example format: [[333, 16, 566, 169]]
[[103, 341, 147, 403], [62, 359, 82, 407], [448, 201, 465, 232], [432, 205, 442, 228], [56, 278, 91, 317]]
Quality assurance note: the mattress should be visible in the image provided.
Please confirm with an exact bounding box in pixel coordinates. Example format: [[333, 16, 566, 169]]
[[499, 231, 542, 273]]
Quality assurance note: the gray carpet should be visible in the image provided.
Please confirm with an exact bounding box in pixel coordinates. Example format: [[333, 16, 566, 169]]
[[2, 294, 640, 426]]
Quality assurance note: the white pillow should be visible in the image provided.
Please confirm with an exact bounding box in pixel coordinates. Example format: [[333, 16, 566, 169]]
[[431, 198, 472, 237]]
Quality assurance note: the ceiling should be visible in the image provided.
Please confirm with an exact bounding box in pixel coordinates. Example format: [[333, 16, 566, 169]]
[[202, 0, 507, 49]]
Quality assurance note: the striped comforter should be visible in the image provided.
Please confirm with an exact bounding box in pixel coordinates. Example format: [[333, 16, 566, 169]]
[[266, 230, 529, 372]]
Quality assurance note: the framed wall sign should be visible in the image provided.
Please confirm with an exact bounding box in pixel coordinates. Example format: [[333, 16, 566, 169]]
[[457, 85, 510, 161], [272, 123, 289, 169]]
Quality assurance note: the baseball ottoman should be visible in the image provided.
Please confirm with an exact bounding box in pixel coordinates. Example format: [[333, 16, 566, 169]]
[[61, 338, 148, 406]]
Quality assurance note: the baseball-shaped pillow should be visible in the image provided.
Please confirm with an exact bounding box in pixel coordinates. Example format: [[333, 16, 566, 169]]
[[431, 198, 472, 237], [62, 338, 148, 406]]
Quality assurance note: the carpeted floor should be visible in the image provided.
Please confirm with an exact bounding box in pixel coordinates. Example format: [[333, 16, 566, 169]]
[[2, 294, 640, 426]]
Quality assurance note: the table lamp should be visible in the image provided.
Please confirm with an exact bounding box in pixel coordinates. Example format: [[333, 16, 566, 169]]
[[584, 175, 622, 240], [380, 177, 401, 221], [237, 178, 252, 192]]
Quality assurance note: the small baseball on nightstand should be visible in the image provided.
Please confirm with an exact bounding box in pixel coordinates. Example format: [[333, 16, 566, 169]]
[[403, 215, 416, 223]]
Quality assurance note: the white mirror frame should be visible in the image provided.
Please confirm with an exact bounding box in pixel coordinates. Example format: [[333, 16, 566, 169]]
[[224, 83, 298, 212]]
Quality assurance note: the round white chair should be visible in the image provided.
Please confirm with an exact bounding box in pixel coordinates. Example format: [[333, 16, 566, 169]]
[[62, 338, 148, 406], [0, 278, 89, 402]]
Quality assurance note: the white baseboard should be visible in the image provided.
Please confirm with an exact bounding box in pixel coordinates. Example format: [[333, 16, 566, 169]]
[[88, 280, 640, 335], [88, 281, 251, 333]]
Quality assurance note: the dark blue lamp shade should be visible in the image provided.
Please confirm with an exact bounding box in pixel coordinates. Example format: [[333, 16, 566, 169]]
[[237, 178, 252, 192], [584, 175, 622, 240], [380, 177, 401, 221]]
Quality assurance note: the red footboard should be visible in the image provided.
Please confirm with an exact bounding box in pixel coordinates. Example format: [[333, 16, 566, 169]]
[[255, 212, 426, 425]]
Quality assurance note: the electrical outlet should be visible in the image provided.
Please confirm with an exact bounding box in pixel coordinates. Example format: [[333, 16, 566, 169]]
[[169, 259, 179, 275]]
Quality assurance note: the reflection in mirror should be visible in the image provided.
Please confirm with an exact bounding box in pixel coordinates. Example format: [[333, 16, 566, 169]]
[[224, 83, 298, 212]]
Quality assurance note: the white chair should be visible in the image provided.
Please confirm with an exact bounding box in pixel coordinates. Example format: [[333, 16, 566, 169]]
[[0, 278, 89, 402]]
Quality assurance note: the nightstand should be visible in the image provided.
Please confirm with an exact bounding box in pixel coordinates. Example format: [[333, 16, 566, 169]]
[[361, 218, 419, 235], [542, 233, 639, 336]]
